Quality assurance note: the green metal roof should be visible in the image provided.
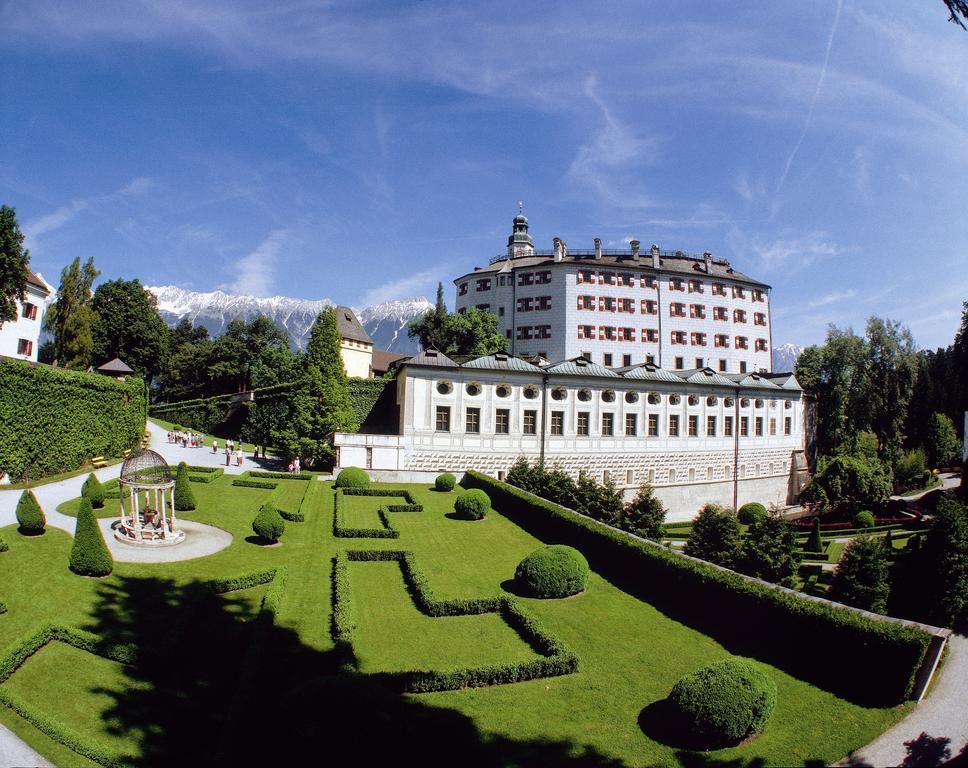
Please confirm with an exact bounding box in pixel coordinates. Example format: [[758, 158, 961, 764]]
[[461, 354, 544, 373], [542, 357, 619, 377]]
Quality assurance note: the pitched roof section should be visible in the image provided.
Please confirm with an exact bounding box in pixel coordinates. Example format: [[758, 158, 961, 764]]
[[615, 362, 683, 383], [97, 357, 134, 374], [763, 373, 803, 391], [675, 368, 738, 387], [542, 356, 619, 377], [461, 353, 544, 373], [407, 348, 458, 368], [721, 372, 782, 390], [371, 349, 409, 374], [26, 269, 51, 296], [336, 306, 373, 345]]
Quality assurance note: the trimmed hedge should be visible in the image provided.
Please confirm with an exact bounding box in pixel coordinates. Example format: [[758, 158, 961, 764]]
[[276, 479, 317, 523], [463, 470, 932, 704], [252, 503, 285, 543], [435, 472, 457, 492], [174, 462, 196, 511], [738, 502, 767, 525], [454, 489, 490, 520], [148, 393, 235, 435], [0, 359, 146, 481], [335, 467, 370, 489], [82, 473, 105, 509], [853, 511, 875, 529], [69, 498, 113, 577], [232, 478, 278, 490], [669, 657, 777, 748], [515, 545, 589, 598], [249, 470, 314, 481], [187, 466, 224, 484], [333, 490, 398, 539], [15, 490, 45, 535], [334, 549, 578, 692]]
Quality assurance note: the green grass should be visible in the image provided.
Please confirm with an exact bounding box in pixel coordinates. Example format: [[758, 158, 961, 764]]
[[0, 459, 126, 491], [897, 475, 942, 497], [0, 476, 912, 767], [148, 416, 260, 453]]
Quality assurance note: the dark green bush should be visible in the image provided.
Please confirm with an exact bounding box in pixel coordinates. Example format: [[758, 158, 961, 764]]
[[853, 511, 875, 529], [435, 472, 456, 492], [830, 535, 890, 614], [684, 504, 741, 567], [69, 498, 113, 577], [335, 467, 370, 489], [669, 657, 777, 747], [514, 545, 589, 598], [454, 488, 490, 520], [231, 477, 278, 490], [174, 462, 196, 511], [81, 473, 105, 509], [806, 517, 824, 554], [15, 490, 45, 535], [252, 503, 285, 543], [0, 535, 8, 553], [738, 502, 767, 525]]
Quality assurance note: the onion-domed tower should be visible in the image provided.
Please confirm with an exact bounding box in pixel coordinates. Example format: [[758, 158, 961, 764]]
[[507, 205, 534, 259]]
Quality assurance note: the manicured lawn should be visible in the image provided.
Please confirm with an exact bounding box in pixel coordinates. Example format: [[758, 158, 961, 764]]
[[897, 476, 942, 497], [0, 476, 911, 766], [148, 416, 260, 453]]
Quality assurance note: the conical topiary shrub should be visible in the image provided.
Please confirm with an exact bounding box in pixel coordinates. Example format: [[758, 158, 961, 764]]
[[69, 498, 113, 577], [174, 462, 196, 512], [253, 502, 285, 544], [806, 517, 823, 554], [16, 490, 45, 535], [82, 472, 106, 509]]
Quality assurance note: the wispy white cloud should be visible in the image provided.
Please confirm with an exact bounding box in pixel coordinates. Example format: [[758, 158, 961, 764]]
[[807, 289, 856, 309], [230, 228, 288, 297], [750, 232, 844, 273], [357, 265, 447, 308], [23, 176, 155, 240]]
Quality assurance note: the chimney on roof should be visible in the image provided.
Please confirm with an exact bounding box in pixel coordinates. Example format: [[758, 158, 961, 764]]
[[703, 251, 712, 273], [630, 239, 640, 257], [594, 238, 602, 260], [553, 237, 563, 262], [650, 243, 660, 269]]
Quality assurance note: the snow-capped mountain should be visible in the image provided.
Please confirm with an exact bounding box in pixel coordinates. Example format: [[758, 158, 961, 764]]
[[147, 285, 429, 354], [772, 343, 805, 373]]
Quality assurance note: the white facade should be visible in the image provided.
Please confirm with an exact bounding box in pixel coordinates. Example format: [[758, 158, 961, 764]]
[[0, 276, 49, 362], [334, 352, 806, 520], [455, 217, 772, 374], [340, 338, 373, 378]]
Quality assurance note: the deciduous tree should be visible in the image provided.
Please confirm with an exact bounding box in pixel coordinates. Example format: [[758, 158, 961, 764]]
[[0, 205, 30, 328], [91, 278, 169, 385], [43, 256, 99, 369], [830, 535, 890, 614]]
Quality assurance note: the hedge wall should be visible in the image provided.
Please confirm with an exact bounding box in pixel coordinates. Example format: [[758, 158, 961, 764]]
[[0, 359, 146, 481], [148, 393, 236, 435], [347, 377, 397, 433], [463, 471, 931, 705]]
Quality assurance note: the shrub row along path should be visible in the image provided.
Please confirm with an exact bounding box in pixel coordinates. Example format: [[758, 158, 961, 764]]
[[0, 420, 246, 563]]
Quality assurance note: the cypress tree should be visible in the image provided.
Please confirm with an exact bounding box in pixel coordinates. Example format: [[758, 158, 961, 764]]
[[252, 502, 285, 544], [15, 490, 45, 535], [829, 535, 890, 614], [806, 517, 824, 553], [174, 462, 196, 511], [69, 497, 113, 577], [82, 472, 105, 508]]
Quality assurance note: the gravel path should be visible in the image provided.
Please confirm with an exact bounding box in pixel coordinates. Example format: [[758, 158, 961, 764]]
[[0, 722, 51, 768]]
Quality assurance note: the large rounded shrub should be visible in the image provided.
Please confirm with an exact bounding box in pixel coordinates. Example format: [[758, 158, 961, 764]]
[[253, 502, 285, 544], [174, 462, 196, 511], [335, 467, 370, 490], [435, 472, 456, 492], [668, 658, 777, 748], [737, 502, 767, 525], [16, 490, 45, 535], [454, 489, 490, 520], [514, 545, 589, 598], [853, 511, 875, 529], [82, 473, 105, 509], [69, 498, 113, 577]]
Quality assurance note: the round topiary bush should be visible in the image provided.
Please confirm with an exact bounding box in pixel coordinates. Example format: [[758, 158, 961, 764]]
[[253, 502, 285, 544], [514, 545, 589, 598], [174, 462, 196, 511], [435, 472, 457, 492], [82, 473, 105, 509], [853, 510, 875, 529], [454, 488, 490, 520], [335, 467, 370, 490], [737, 502, 767, 525], [16, 490, 45, 535], [69, 498, 113, 577], [668, 657, 777, 748]]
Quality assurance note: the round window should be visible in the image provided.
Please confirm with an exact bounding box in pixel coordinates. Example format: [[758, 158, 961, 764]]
[[601, 390, 615, 403], [755, 398, 764, 408], [724, 397, 734, 408], [740, 398, 750, 408], [688, 394, 699, 406], [706, 395, 718, 407], [648, 393, 661, 405], [784, 400, 792, 410], [436, 381, 453, 395], [523, 386, 539, 400], [495, 384, 511, 398], [551, 387, 568, 401], [625, 391, 639, 404], [669, 394, 681, 405], [466, 382, 482, 396], [577, 388, 592, 402]]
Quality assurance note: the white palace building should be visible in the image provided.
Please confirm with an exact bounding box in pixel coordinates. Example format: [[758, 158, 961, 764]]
[[334, 214, 807, 520]]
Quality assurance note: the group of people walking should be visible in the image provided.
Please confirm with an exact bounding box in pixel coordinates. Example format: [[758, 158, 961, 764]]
[[167, 430, 203, 448], [211, 438, 245, 467]]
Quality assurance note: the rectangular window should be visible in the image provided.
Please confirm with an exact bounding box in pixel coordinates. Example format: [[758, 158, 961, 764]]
[[603, 353, 613, 367], [769, 418, 777, 436], [16, 338, 33, 356], [435, 406, 451, 432], [688, 415, 698, 436], [688, 279, 704, 293], [755, 417, 763, 436], [578, 294, 596, 310], [642, 328, 658, 343], [476, 278, 491, 292], [719, 359, 727, 372], [619, 297, 635, 313], [551, 411, 564, 436], [671, 331, 687, 344], [599, 271, 616, 286], [712, 283, 727, 296], [534, 325, 552, 339], [695, 357, 704, 369], [755, 338, 768, 352], [517, 272, 535, 287], [622, 354, 632, 367], [740, 361, 748, 373], [458, 283, 468, 296], [516, 326, 533, 341], [641, 299, 658, 314], [577, 324, 595, 340], [733, 285, 746, 299], [535, 270, 552, 284], [670, 302, 686, 317], [648, 414, 659, 436], [466, 408, 481, 434], [619, 327, 635, 342], [707, 415, 716, 436], [669, 414, 680, 436], [577, 412, 590, 436], [601, 326, 616, 341], [625, 413, 637, 436], [740, 417, 749, 437], [601, 412, 614, 436], [475, 304, 490, 311], [675, 356, 684, 369], [646, 354, 655, 364], [724, 415, 734, 436], [784, 416, 792, 435], [754, 312, 767, 326], [600, 296, 616, 312], [535, 296, 552, 311], [577, 269, 596, 284], [618, 272, 635, 286], [495, 408, 509, 434], [669, 278, 684, 291], [690, 332, 707, 346], [516, 297, 534, 312], [580, 351, 592, 361], [734, 309, 747, 323], [715, 334, 730, 348], [713, 306, 728, 321], [23, 302, 37, 320], [689, 304, 706, 319], [523, 410, 537, 435], [735, 336, 748, 350], [498, 306, 505, 317]]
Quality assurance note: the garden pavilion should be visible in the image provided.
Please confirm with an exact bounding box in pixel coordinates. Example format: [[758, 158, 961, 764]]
[[114, 449, 186, 546]]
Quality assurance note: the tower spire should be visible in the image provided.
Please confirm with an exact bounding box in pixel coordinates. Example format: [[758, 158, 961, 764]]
[[507, 204, 534, 258]]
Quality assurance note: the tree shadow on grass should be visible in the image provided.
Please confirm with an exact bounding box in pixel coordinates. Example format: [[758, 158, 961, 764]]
[[78, 574, 626, 768]]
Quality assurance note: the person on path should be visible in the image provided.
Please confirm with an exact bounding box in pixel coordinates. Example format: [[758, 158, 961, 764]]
[[213, 439, 219, 454], [235, 448, 243, 467], [293, 457, 300, 474], [225, 446, 231, 466]]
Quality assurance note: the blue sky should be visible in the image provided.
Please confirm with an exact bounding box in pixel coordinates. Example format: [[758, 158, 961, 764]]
[[2, 0, 966, 350]]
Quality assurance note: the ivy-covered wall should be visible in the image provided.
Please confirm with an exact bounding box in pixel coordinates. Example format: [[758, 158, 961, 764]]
[[0, 358, 147, 481], [347, 377, 397, 434], [149, 393, 236, 435]]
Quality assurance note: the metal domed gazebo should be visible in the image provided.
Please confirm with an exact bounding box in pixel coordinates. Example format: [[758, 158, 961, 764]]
[[114, 449, 186, 546]]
